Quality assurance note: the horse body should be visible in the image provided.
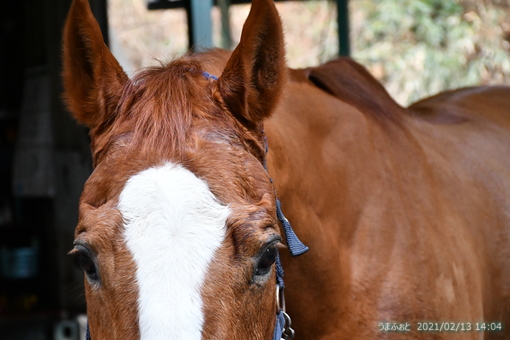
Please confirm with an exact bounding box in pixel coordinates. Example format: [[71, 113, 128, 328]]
[[266, 61, 510, 338], [62, 0, 510, 338]]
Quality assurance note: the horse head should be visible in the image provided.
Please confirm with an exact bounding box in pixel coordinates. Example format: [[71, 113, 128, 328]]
[[62, 0, 290, 338]]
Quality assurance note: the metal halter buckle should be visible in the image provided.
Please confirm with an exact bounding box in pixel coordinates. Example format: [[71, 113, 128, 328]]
[[281, 311, 295, 340], [276, 285, 295, 340]]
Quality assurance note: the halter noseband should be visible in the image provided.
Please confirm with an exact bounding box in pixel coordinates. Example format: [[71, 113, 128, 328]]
[[85, 71, 308, 340]]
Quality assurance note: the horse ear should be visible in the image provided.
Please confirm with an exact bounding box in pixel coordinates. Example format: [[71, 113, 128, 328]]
[[62, 0, 128, 131], [218, 0, 286, 126]]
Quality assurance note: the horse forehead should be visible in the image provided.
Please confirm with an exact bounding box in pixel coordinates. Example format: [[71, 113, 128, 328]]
[[118, 162, 230, 339]]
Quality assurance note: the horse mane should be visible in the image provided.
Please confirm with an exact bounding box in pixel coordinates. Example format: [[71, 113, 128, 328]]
[[306, 57, 405, 123]]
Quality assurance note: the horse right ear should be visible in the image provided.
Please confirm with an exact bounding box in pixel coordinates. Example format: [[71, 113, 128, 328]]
[[218, 0, 286, 127], [62, 0, 128, 132]]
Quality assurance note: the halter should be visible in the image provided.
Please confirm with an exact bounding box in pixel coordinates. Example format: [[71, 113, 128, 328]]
[[85, 71, 309, 340]]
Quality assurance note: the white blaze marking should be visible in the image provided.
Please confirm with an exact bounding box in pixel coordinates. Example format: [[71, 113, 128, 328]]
[[119, 163, 229, 340]]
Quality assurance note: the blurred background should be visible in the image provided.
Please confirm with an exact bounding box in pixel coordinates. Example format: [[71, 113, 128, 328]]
[[0, 0, 509, 339], [109, 0, 510, 104]]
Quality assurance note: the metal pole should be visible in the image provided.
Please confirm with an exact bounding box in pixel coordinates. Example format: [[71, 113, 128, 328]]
[[337, 0, 350, 56], [217, 0, 232, 50], [187, 0, 214, 50]]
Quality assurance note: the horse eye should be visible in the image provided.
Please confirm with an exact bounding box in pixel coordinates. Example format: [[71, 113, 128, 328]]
[[76, 251, 99, 282], [255, 246, 277, 277]]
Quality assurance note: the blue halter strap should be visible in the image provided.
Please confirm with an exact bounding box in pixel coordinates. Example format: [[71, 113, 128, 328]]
[[202, 71, 218, 80], [85, 71, 308, 340]]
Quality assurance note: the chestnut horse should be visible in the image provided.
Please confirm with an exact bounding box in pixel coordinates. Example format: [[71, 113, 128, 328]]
[[63, 0, 510, 339]]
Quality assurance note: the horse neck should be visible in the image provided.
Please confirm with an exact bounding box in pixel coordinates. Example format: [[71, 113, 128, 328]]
[[264, 76, 428, 243]]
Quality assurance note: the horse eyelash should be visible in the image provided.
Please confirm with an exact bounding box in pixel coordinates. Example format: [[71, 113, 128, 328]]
[[276, 242, 286, 250], [68, 248, 80, 256]]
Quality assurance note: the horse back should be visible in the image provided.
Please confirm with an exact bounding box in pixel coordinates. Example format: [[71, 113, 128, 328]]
[[409, 86, 510, 129]]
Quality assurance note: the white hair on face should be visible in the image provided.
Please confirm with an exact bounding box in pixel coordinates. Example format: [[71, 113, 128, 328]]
[[119, 162, 229, 340]]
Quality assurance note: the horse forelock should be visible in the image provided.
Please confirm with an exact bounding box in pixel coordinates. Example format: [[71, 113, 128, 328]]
[[118, 59, 218, 155]]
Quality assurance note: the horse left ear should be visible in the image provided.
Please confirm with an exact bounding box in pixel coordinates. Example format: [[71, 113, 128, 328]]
[[218, 0, 286, 126], [62, 0, 128, 133]]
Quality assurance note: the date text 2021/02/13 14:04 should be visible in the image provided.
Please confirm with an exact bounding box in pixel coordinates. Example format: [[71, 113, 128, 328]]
[[379, 322, 503, 332]]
